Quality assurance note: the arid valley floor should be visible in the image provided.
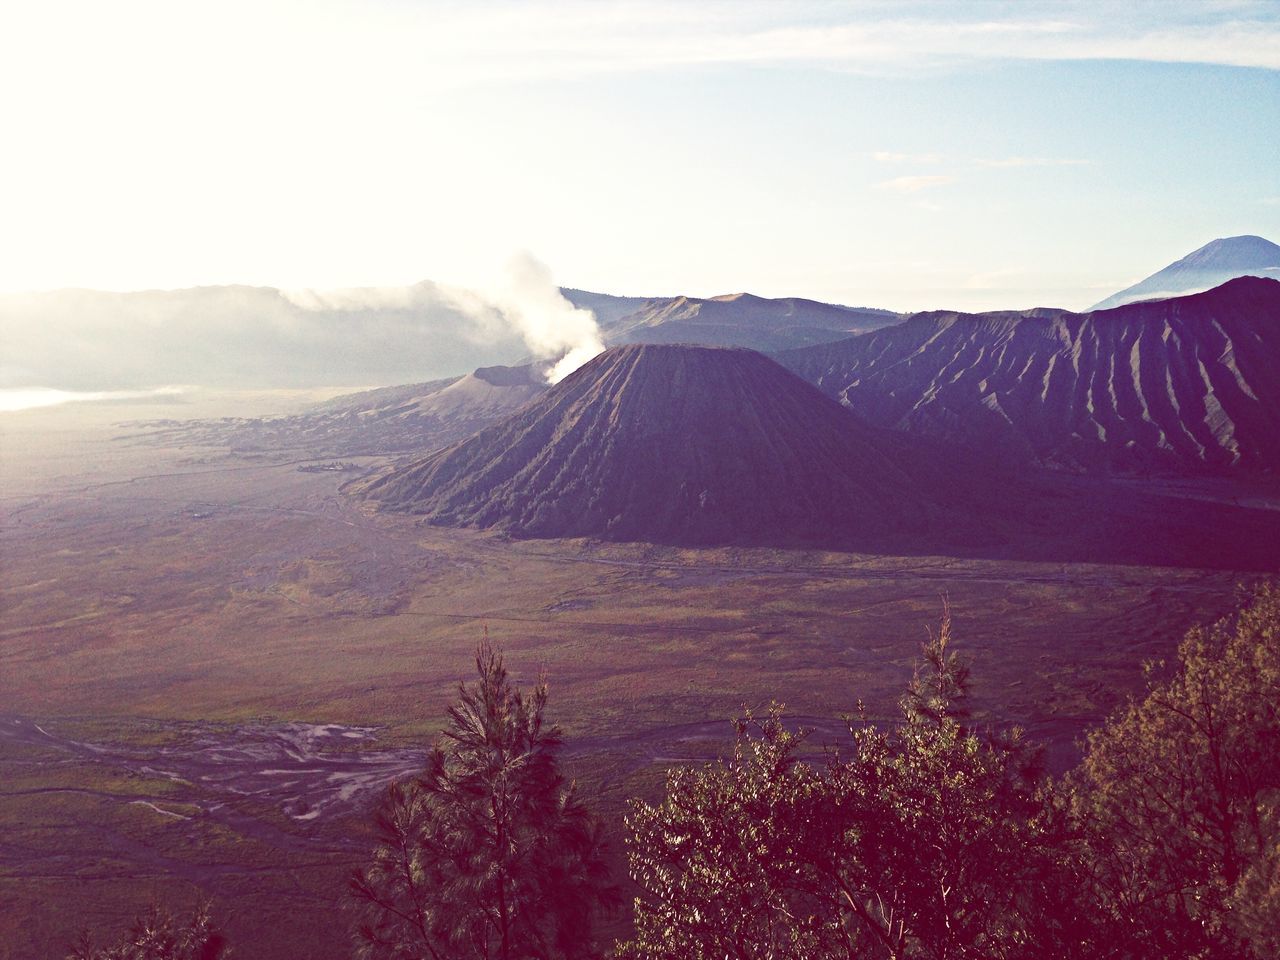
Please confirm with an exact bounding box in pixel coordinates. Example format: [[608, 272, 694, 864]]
[[1, 398, 1273, 958]]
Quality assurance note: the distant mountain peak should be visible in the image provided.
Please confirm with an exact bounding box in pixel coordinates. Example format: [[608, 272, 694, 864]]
[[1089, 234, 1280, 310], [1166, 235, 1280, 272]]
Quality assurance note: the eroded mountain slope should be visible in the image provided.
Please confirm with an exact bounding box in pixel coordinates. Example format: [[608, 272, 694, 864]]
[[353, 343, 990, 549], [780, 277, 1280, 475]]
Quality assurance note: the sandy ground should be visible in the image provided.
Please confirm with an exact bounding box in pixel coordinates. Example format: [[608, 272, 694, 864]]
[[0, 397, 1270, 958]]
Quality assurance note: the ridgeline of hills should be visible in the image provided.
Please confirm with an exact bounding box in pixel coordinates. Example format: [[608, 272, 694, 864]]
[[6, 234, 1272, 394], [779, 276, 1280, 475], [0, 282, 897, 394], [111, 235, 1280, 560], [575, 290, 900, 353], [137, 290, 900, 455], [155, 272, 1280, 486], [351, 341, 1280, 568], [330, 273, 1280, 479]]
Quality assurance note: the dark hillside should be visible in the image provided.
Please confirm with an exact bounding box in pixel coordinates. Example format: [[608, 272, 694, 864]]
[[352, 342, 1280, 569], [779, 277, 1280, 476], [354, 343, 984, 549]]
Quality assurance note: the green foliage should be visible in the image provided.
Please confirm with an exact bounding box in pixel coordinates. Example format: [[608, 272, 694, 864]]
[[1071, 583, 1280, 959], [619, 707, 833, 959], [620, 610, 1087, 959], [66, 902, 227, 960], [901, 601, 972, 728], [349, 642, 619, 960]]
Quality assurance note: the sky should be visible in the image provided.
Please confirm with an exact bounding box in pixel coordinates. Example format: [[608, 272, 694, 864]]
[[2, 0, 1278, 311]]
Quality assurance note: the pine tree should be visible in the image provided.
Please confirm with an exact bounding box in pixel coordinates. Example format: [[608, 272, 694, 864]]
[[66, 902, 227, 960], [1070, 583, 1280, 959], [620, 609, 1083, 959], [349, 642, 619, 960]]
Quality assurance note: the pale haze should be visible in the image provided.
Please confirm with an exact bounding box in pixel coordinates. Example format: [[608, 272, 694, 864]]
[[2, 1, 1278, 312]]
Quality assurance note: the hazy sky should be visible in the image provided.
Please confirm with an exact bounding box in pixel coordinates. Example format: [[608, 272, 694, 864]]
[[3, 0, 1278, 310]]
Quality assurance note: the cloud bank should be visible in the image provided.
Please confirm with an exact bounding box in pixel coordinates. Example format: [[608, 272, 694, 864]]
[[877, 175, 956, 194], [0, 258, 603, 392], [334, 2, 1280, 82]]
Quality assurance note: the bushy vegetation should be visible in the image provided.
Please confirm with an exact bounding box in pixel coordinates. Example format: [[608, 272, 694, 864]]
[[1068, 583, 1280, 958], [348, 643, 620, 960], [619, 610, 1085, 959], [67, 903, 226, 960], [70, 586, 1280, 959], [617, 587, 1280, 959]]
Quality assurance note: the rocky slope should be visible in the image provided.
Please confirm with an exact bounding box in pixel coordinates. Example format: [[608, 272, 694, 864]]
[[354, 343, 991, 549], [779, 277, 1280, 475], [352, 341, 1280, 566], [1089, 235, 1280, 310]]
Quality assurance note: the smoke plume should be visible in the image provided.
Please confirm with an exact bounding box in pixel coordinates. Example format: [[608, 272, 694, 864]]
[[493, 253, 604, 383]]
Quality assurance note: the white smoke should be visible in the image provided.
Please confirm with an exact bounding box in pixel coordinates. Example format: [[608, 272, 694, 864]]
[[491, 253, 604, 384], [272, 257, 606, 383]]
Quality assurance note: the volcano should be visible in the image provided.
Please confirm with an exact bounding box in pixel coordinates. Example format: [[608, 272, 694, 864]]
[[354, 343, 983, 549], [1089, 235, 1280, 310], [353, 341, 1280, 567]]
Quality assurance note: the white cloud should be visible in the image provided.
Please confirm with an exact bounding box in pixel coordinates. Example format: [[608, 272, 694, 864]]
[[0, 278, 524, 390], [335, 4, 1280, 82], [877, 175, 957, 194], [973, 156, 1092, 168], [873, 151, 944, 164], [0, 251, 610, 390], [872, 151, 1092, 189], [19, 3, 1273, 108]]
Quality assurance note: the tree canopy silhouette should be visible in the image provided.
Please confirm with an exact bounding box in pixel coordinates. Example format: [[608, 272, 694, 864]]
[[66, 902, 227, 960], [349, 642, 619, 960], [620, 609, 1087, 960], [1071, 583, 1280, 959]]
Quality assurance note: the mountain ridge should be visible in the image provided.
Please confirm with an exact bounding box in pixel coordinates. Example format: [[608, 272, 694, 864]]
[[779, 276, 1280, 476], [350, 338, 1280, 569], [599, 293, 899, 352]]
